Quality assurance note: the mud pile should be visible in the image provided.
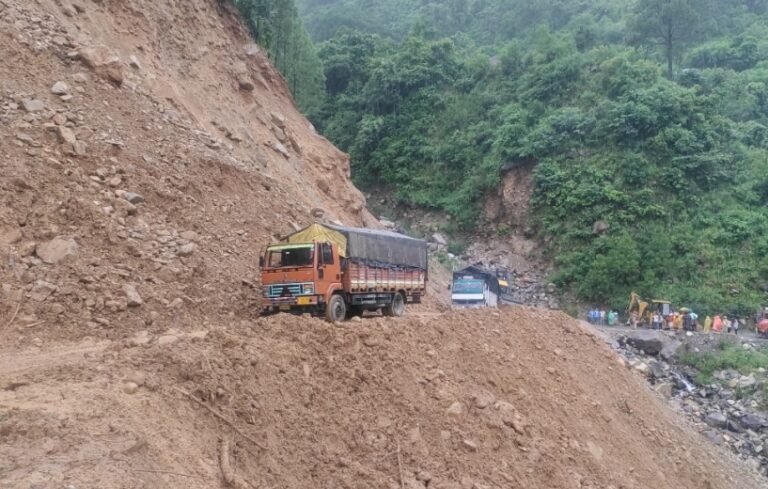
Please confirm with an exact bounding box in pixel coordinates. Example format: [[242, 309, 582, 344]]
[[2, 308, 764, 488], [0, 0, 377, 343]]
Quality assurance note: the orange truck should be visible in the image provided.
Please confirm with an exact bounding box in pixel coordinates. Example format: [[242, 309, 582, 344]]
[[260, 223, 428, 321]]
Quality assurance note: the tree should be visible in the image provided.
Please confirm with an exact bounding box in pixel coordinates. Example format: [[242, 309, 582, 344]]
[[629, 0, 706, 78]]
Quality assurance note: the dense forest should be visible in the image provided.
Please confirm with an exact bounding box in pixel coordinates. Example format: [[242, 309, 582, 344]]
[[238, 0, 768, 314]]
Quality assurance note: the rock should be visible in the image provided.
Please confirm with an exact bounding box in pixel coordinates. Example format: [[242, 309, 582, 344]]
[[0, 227, 23, 246], [56, 126, 77, 145], [129, 55, 142, 70], [473, 391, 495, 409], [36, 237, 79, 264], [704, 430, 723, 445], [271, 141, 289, 158], [310, 208, 325, 218], [655, 382, 674, 398], [29, 281, 58, 302], [177, 243, 197, 256], [244, 42, 261, 57], [271, 112, 286, 129], [114, 198, 137, 216], [648, 360, 665, 379], [738, 375, 757, 389], [123, 284, 143, 307], [624, 331, 664, 356], [123, 382, 139, 394], [128, 330, 152, 347], [180, 231, 198, 241], [659, 338, 683, 361], [126, 371, 147, 386], [72, 72, 89, 83], [79, 45, 123, 86], [122, 192, 145, 204], [462, 439, 478, 452], [188, 330, 209, 340], [416, 471, 432, 483], [21, 99, 45, 112], [156, 334, 180, 346], [705, 412, 728, 429], [238, 75, 255, 91], [51, 81, 70, 95], [446, 401, 466, 417], [432, 233, 448, 246], [633, 362, 650, 375], [380, 219, 396, 229], [740, 414, 766, 431], [592, 220, 610, 234]]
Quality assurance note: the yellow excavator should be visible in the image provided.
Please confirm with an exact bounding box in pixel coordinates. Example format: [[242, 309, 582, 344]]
[[628, 292, 671, 326]]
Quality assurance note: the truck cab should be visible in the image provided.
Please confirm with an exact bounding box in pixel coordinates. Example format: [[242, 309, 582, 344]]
[[260, 241, 342, 316]]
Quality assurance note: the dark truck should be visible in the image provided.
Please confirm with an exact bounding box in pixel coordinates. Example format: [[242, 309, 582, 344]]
[[260, 223, 428, 321]]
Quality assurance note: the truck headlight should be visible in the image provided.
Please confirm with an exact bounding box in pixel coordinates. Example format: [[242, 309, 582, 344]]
[[304, 285, 314, 295]]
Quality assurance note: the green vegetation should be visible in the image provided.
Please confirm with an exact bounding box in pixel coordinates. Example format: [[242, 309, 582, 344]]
[[233, 0, 324, 112], [681, 341, 768, 385], [230, 0, 768, 313]]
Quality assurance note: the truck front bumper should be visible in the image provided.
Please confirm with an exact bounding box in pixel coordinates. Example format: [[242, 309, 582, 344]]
[[262, 295, 323, 313]]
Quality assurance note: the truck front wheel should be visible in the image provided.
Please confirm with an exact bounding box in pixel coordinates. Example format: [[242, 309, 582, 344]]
[[384, 292, 406, 317], [325, 294, 347, 322]]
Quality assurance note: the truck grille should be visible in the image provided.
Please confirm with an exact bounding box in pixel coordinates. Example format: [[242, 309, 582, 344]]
[[266, 283, 312, 298]]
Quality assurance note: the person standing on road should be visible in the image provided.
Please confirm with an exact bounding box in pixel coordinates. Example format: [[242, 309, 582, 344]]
[[600, 308, 606, 326], [732, 317, 740, 335], [724, 316, 732, 334], [682, 312, 693, 332], [704, 315, 712, 332], [713, 314, 723, 333]]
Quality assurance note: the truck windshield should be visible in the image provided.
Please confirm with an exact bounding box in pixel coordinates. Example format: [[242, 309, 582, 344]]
[[453, 279, 485, 294], [267, 244, 314, 268]]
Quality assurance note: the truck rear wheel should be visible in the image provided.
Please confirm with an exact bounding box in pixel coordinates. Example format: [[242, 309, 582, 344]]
[[383, 292, 405, 317], [325, 294, 347, 323]]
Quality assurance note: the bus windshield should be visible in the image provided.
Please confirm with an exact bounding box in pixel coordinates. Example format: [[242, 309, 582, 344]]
[[266, 244, 314, 268]]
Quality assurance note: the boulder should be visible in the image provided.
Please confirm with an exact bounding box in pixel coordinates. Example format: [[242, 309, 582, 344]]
[[21, 99, 45, 112], [36, 237, 79, 264], [659, 338, 683, 361], [740, 414, 766, 431], [624, 330, 664, 356], [122, 192, 145, 205], [51, 81, 70, 95], [56, 126, 77, 145], [29, 281, 58, 302], [79, 45, 123, 86], [705, 412, 728, 429], [123, 284, 143, 307]]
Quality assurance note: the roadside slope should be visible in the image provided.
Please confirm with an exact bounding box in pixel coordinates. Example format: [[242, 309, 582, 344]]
[[0, 0, 377, 342]]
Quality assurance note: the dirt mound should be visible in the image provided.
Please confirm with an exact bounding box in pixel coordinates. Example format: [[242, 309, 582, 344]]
[[2, 308, 764, 488], [0, 0, 384, 343]]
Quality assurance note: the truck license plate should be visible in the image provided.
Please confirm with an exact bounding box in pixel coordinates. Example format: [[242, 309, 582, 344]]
[[297, 296, 311, 305], [279, 305, 291, 311]]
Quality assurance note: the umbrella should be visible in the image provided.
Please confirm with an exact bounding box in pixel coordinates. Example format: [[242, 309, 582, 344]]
[[679, 307, 691, 313]]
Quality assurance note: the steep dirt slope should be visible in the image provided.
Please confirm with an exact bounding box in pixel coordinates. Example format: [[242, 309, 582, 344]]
[[2, 308, 764, 488], [0, 0, 378, 342]]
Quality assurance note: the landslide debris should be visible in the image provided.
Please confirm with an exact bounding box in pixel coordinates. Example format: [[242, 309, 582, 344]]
[[2, 309, 765, 488], [0, 0, 377, 343]]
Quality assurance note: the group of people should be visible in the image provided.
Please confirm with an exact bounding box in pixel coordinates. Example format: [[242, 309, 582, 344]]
[[647, 311, 697, 331], [587, 308, 620, 326], [702, 314, 742, 334], [589, 307, 748, 335]]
